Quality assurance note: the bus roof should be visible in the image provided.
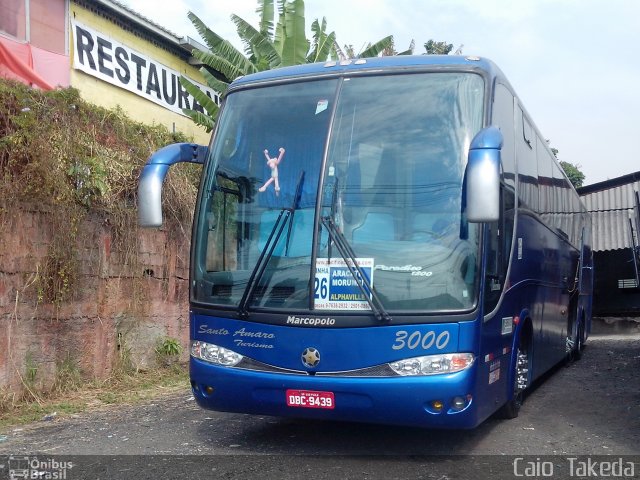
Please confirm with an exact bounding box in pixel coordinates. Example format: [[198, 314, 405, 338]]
[[230, 55, 505, 89]]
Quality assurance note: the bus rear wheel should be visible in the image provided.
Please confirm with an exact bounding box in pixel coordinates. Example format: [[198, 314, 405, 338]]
[[567, 311, 584, 362], [498, 342, 530, 419], [572, 317, 585, 361]]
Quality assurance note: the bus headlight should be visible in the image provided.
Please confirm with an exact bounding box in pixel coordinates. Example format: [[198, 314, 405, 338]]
[[191, 341, 243, 367], [389, 353, 474, 376]]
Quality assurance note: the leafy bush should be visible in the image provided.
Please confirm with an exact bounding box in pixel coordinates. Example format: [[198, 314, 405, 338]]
[[0, 79, 202, 304], [155, 337, 183, 357], [155, 337, 184, 367]]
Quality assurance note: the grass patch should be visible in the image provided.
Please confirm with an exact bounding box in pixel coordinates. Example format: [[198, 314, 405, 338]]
[[0, 367, 189, 431]]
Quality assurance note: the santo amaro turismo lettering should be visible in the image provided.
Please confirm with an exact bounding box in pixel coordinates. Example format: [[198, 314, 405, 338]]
[[71, 21, 219, 116]]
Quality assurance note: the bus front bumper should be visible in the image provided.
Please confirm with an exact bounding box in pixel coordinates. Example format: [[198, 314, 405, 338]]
[[190, 358, 480, 429]]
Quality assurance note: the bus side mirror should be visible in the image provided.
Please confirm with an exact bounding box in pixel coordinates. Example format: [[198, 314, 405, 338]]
[[464, 126, 503, 223], [138, 143, 207, 227]]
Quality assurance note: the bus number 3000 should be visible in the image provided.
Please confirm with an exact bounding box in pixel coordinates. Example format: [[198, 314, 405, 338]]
[[392, 330, 450, 351]]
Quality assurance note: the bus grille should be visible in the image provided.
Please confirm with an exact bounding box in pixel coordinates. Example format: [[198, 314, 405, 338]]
[[235, 357, 397, 377]]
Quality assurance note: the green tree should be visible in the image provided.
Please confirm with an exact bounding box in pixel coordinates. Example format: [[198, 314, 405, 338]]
[[549, 142, 585, 188], [560, 160, 585, 189], [424, 39, 453, 55], [180, 0, 394, 131]]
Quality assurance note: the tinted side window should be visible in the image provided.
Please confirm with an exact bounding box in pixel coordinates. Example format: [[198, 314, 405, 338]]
[[537, 136, 553, 223], [516, 108, 538, 212], [493, 84, 515, 189]]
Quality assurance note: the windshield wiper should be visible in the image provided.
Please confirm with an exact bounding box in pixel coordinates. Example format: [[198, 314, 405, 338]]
[[320, 216, 392, 323], [238, 172, 305, 317]]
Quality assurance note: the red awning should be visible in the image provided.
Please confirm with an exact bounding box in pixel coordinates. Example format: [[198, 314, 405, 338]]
[[0, 35, 69, 90]]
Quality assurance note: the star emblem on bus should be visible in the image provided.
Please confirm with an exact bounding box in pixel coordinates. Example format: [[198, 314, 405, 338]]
[[301, 348, 321, 368]]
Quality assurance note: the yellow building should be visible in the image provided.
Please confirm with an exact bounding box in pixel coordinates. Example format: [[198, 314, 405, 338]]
[[1, 0, 213, 143]]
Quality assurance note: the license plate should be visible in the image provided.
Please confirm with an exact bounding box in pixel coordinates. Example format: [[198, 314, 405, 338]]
[[286, 389, 335, 409]]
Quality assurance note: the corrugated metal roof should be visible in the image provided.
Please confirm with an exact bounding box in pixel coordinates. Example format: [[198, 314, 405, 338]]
[[578, 170, 640, 195], [580, 177, 640, 252], [589, 210, 635, 251]]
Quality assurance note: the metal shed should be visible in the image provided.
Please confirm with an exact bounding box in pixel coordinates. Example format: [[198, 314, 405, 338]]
[[578, 171, 640, 316]]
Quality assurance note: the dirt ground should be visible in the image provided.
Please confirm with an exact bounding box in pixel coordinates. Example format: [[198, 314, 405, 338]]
[[0, 333, 638, 479]]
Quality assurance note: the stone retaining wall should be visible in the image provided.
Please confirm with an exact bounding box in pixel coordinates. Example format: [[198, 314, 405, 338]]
[[0, 209, 190, 395]]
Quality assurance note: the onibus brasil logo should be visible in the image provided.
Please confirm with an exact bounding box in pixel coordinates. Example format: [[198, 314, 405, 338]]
[[4, 456, 74, 479]]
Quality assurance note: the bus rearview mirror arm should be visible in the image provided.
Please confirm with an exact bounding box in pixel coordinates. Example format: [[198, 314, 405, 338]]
[[464, 126, 503, 223], [138, 143, 207, 227]]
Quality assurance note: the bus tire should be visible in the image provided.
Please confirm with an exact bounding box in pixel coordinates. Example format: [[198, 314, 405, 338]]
[[498, 333, 531, 419], [567, 306, 585, 362], [565, 296, 581, 362], [580, 317, 587, 351], [571, 317, 585, 361]]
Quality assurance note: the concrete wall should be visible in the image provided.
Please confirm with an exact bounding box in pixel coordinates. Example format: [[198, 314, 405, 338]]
[[0, 208, 190, 395]]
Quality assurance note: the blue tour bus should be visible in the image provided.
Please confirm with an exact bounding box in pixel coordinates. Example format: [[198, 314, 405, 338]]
[[138, 55, 593, 428]]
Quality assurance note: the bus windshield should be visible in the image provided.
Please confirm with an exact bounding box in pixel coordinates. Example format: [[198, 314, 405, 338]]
[[193, 72, 484, 316]]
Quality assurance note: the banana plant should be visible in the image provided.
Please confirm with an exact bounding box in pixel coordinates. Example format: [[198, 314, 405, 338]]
[[180, 0, 394, 131]]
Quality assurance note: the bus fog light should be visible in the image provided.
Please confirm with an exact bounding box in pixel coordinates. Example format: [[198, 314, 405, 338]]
[[389, 353, 474, 376], [191, 341, 243, 367], [452, 396, 466, 410]]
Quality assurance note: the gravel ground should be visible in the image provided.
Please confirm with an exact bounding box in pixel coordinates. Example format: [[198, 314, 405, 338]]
[[0, 334, 638, 479]]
